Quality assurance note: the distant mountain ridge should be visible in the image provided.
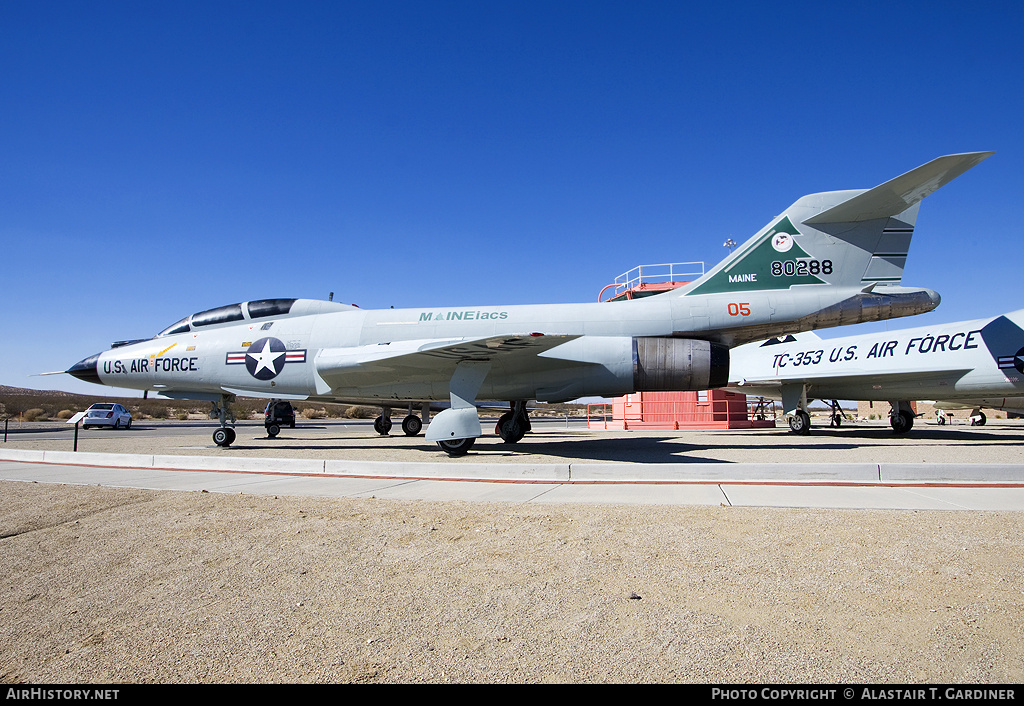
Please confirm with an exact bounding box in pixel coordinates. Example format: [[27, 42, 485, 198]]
[[0, 384, 80, 397]]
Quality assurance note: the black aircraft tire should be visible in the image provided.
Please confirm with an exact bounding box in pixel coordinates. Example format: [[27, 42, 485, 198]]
[[374, 416, 393, 435], [213, 427, 236, 447], [437, 437, 475, 456], [401, 414, 423, 436], [789, 410, 811, 435], [498, 415, 526, 444], [891, 411, 914, 435]]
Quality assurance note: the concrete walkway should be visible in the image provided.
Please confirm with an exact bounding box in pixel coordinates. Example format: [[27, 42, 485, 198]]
[[3, 446, 1024, 510]]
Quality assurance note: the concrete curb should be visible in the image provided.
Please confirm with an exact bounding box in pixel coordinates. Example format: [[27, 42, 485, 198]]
[[3, 449, 1023, 485]]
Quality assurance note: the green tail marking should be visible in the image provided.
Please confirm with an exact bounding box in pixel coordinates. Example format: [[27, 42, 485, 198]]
[[687, 216, 827, 295]]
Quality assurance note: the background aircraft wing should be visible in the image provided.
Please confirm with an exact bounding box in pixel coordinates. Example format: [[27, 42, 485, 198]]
[[732, 369, 975, 399]]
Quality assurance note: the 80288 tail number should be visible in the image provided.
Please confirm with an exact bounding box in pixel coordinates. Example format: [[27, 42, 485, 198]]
[[770, 259, 832, 277]]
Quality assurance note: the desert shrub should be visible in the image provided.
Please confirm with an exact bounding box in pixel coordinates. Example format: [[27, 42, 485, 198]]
[[57, 409, 74, 420], [343, 405, 377, 419], [22, 408, 47, 422]]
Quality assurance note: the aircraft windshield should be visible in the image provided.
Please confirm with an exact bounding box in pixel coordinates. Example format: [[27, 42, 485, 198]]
[[157, 317, 191, 337]]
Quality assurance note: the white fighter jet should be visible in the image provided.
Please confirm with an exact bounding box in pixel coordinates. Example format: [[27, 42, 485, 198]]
[[727, 309, 1024, 434], [65, 152, 991, 454]]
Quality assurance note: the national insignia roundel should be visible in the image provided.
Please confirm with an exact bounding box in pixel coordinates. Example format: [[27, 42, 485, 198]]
[[245, 337, 288, 380]]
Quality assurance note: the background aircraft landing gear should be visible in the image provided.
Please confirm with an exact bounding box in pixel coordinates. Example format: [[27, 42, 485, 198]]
[[890, 410, 914, 434], [828, 400, 847, 427], [788, 410, 811, 435], [889, 401, 915, 435], [971, 411, 987, 426]]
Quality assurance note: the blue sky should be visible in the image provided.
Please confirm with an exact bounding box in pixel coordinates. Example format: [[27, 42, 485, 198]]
[[2, 1, 1022, 397]]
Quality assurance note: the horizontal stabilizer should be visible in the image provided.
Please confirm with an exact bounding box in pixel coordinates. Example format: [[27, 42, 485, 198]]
[[805, 151, 993, 224], [757, 330, 822, 347]]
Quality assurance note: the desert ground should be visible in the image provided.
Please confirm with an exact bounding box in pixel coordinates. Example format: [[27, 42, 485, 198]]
[[2, 419, 1023, 683]]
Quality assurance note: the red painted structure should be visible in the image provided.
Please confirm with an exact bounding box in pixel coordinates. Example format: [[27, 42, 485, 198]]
[[588, 262, 777, 431], [587, 391, 776, 430]]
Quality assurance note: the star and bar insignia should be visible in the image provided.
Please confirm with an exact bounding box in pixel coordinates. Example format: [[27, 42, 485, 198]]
[[997, 346, 1024, 375], [225, 337, 306, 380]]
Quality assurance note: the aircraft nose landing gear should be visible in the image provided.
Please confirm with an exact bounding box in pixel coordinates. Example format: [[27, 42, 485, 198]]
[[213, 426, 237, 446], [889, 401, 916, 435], [211, 394, 237, 447]]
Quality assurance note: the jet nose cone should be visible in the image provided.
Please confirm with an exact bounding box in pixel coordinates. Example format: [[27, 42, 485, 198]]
[[67, 353, 102, 384]]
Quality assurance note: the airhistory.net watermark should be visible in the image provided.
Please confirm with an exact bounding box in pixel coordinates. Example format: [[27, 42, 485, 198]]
[[5, 689, 119, 701]]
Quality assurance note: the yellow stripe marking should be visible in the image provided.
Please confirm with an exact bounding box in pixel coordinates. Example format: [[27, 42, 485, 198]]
[[151, 343, 178, 359]]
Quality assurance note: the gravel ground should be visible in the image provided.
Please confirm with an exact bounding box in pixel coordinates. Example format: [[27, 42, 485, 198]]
[[2, 419, 1023, 683], [2, 480, 1023, 683]]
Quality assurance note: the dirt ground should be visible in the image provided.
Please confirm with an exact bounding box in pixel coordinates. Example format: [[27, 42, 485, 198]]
[[2, 479, 1023, 684]]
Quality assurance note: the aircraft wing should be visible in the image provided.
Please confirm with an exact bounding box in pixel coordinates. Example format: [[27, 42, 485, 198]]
[[314, 333, 580, 395], [731, 369, 974, 400]]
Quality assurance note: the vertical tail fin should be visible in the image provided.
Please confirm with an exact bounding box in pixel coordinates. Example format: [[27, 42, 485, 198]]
[[683, 152, 993, 297]]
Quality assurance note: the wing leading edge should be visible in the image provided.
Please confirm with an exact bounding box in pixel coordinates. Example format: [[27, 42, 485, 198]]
[[313, 333, 580, 396]]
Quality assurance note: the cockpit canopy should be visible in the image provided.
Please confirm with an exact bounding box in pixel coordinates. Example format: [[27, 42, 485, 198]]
[[156, 298, 357, 337], [158, 299, 296, 336]]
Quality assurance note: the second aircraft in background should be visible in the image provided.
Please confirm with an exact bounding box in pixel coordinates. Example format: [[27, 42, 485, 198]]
[[727, 310, 1024, 434]]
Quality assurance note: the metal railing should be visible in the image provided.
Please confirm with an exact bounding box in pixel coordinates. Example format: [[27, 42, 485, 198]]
[[599, 262, 705, 301]]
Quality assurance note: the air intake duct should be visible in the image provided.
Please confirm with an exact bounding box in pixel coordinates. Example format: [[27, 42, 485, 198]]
[[633, 337, 730, 392]]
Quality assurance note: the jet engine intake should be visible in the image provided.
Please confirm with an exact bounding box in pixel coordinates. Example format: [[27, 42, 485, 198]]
[[633, 337, 730, 392]]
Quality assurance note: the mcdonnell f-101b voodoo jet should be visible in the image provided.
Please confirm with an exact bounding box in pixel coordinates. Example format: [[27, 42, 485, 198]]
[[726, 308, 1024, 435], [65, 152, 991, 455]]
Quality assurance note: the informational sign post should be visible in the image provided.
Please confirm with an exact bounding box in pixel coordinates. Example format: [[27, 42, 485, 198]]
[[66, 411, 88, 451]]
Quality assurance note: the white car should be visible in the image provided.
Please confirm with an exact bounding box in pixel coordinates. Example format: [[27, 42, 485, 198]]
[[82, 403, 132, 430]]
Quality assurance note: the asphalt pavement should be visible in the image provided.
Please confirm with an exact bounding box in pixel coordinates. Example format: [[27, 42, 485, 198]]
[[3, 416, 1024, 510]]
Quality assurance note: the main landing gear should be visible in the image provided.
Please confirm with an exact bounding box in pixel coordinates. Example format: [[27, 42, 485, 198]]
[[374, 404, 429, 436], [496, 401, 531, 444], [788, 409, 811, 435], [436, 436, 475, 456], [782, 384, 812, 435], [425, 360, 490, 456]]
